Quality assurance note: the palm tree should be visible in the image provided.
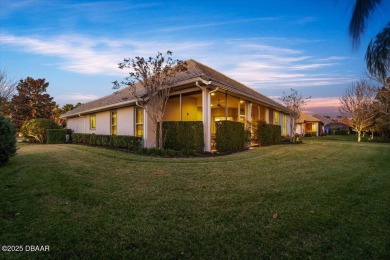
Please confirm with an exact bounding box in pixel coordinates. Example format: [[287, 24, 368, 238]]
[[348, 0, 389, 82]]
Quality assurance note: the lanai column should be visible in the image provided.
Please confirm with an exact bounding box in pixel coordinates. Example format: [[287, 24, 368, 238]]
[[202, 88, 211, 152], [247, 102, 252, 131]]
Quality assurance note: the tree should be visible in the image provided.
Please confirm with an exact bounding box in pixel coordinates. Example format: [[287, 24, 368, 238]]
[[280, 89, 310, 142], [339, 79, 377, 142], [348, 0, 389, 81], [52, 103, 82, 126], [366, 23, 390, 83], [20, 118, 59, 143], [0, 68, 17, 117], [11, 77, 56, 130], [113, 51, 187, 149]]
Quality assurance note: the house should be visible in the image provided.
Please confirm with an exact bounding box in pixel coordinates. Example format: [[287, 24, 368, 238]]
[[295, 113, 323, 136], [312, 114, 332, 134], [62, 59, 291, 152]]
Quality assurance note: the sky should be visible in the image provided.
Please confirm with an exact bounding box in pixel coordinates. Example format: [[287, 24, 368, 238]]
[[1, 0, 389, 117]]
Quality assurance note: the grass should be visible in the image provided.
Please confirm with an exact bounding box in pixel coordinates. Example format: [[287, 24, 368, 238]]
[[1, 140, 390, 259]]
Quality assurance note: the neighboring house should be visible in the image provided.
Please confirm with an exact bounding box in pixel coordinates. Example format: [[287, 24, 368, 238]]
[[62, 59, 291, 152], [312, 114, 332, 134], [295, 113, 323, 136], [327, 117, 352, 134]]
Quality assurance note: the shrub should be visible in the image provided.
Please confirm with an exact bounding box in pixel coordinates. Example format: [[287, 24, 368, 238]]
[[71, 133, 142, 151], [304, 132, 317, 137], [21, 118, 59, 143], [257, 121, 281, 146], [0, 114, 17, 164], [334, 129, 349, 135], [46, 129, 72, 144], [162, 121, 204, 153], [215, 121, 246, 152]]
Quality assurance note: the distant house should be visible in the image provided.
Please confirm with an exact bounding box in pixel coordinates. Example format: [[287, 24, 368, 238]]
[[295, 113, 323, 136], [61, 59, 291, 152], [312, 114, 332, 134], [327, 117, 352, 134]]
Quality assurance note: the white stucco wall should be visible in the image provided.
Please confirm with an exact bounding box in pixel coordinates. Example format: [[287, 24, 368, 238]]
[[117, 107, 135, 136], [67, 116, 86, 133]]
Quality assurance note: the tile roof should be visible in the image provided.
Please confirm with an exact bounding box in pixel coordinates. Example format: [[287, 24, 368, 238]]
[[62, 59, 288, 118], [311, 114, 333, 125]]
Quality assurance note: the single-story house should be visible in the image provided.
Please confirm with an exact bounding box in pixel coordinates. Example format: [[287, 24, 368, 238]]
[[295, 113, 323, 136], [62, 59, 291, 152], [312, 114, 333, 134]]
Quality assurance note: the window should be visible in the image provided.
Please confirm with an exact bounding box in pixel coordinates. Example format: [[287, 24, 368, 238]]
[[135, 108, 144, 137], [111, 111, 117, 135], [239, 100, 246, 124], [90, 114, 96, 129], [283, 114, 287, 136], [274, 111, 280, 125]]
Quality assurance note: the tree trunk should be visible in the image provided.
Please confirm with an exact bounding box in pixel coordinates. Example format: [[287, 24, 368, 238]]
[[357, 131, 361, 142]]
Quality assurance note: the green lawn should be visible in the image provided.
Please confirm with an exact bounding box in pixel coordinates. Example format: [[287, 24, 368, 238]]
[[1, 140, 390, 258]]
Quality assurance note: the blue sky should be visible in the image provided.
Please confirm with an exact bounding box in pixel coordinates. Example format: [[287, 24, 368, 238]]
[[1, 0, 389, 116]]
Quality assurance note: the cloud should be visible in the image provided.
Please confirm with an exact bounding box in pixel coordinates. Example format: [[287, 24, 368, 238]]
[[0, 32, 357, 91], [57, 93, 100, 101], [157, 17, 278, 32], [0, 33, 212, 75]]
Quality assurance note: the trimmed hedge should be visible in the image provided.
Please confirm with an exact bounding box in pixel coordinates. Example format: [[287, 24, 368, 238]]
[[257, 120, 281, 146], [162, 121, 204, 153], [46, 129, 72, 144], [334, 129, 349, 135], [215, 120, 246, 152], [0, 114, 17, 164], [72, 133, 142, 151], [304, 131, 317, 137]]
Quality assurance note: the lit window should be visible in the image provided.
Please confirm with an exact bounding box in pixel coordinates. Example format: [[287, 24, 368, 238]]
[[283, 114, 287, 135], [274, 111, 280, 125], [111, 111, 117, 136], [90, 114, 96, 129], [135, 108, 144, 137]]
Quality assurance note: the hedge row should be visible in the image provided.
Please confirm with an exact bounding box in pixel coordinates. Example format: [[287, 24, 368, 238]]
[[215, 120, 246, 152], [72, 133, 142, 150], [46, 129, 72, 144], [304, 131, 317, 137], [257, 120, 281, 146], [162, 121, 204, 153]]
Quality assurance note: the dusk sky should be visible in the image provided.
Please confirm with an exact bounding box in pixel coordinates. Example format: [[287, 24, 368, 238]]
[[1, 0, 389, 116]]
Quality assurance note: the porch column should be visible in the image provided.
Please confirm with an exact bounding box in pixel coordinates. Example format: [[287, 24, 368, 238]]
[[247, 102, 252, 130], [202, 88, 211, 152], [266, 108, 270, 123]]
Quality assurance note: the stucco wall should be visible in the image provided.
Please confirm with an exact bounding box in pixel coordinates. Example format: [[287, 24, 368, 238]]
[[117, 107, 134, 135]]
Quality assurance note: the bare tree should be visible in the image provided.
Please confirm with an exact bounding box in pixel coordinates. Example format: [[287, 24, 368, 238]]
[[113, 51, 187, 149], [0, 69, 17, 116], [280, 89, 310, 142], [339, 79, 377, 142]]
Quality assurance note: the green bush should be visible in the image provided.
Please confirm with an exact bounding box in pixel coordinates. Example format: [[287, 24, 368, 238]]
[[0, 114, 17, 164], [304, 131, 317, 137], [21, 118, 59, 143], [46, 129, 72, 144], [334, 129, 349, 135], [162, 121, 204, 153], [71, 133, 142, 151], [257, 121, 281, 146], [215, 121, 246, 152]]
